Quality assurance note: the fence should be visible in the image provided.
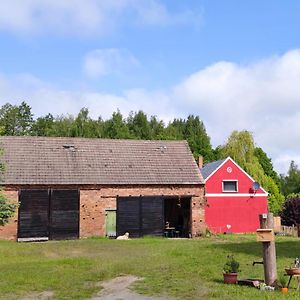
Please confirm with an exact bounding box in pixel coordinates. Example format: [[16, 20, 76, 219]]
[[279, 225, 300, 237]]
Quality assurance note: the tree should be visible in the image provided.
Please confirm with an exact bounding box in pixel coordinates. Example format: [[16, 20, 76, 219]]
[[0, 102, 33, 135], [127, 111, 151, 139], [254, 147, 280, 185], [220, 130, 284, 214], [280, 161, 300, 197], [183, 115, 214, 162], [280, 195, 300, 226], [31, 113, 54, 136], [103, 111, 131, 139]]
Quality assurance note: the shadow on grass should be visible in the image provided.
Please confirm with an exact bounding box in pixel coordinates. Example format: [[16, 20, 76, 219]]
[[217, 239, 300, 259]]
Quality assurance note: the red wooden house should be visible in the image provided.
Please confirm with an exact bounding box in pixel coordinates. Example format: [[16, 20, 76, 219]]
[[200, 157, 268, 233]]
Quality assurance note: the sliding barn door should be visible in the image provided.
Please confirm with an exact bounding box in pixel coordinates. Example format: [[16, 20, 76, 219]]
[[18, 189, 50, 239], [49, 189, 79, 240], [117, 197, 141, 237], [117, 196, 164, 238]]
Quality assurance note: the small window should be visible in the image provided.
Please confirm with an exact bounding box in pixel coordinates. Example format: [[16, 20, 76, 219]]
[[223, 181, 238, 192]]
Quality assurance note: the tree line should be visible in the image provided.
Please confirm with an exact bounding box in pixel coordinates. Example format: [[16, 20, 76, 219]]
[[0, 101, 298, 220]]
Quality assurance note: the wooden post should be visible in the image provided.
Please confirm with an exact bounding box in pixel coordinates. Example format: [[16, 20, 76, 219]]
[[259, 213, 277, 286]]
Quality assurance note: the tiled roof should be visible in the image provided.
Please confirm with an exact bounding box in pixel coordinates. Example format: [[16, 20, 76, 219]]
[[200, 159, 226, 180], [0, 136, 204, 185]]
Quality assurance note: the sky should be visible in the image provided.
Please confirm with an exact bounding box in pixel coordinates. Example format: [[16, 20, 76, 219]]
[[1, 0, 300, 174]]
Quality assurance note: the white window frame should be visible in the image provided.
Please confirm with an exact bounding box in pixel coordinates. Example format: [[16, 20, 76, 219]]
[[222, 180, 238, 193]]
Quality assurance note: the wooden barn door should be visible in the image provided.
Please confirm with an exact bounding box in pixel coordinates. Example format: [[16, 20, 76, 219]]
[[117, 197, 141, 237], [18, 189, 50, 239], [49, 189, 79, 240], [117, 196, 164, 238], [141, 196, 164, 237]]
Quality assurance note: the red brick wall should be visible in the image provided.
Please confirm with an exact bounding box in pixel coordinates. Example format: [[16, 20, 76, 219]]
[[1, 184, 205, 240], [0, 189, 19, 240]]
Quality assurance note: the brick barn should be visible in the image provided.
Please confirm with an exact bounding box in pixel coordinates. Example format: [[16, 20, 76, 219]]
[[0, 136, 205, 241], [200, 156, 268, 233]]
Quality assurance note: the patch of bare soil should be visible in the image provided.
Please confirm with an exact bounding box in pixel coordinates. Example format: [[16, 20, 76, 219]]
[[21, 291, 54, 300], [90, 275, 175, 300]]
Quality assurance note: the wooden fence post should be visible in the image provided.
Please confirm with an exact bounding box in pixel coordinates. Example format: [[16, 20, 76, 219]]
[[259, 213, 277, 286]]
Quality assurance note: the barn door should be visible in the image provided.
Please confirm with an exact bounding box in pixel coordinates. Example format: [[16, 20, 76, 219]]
[[117, 196, 164, 238], [117, 197, 141, 237], [141, 196, 164, 236], [49, 189, 79, 240], [18, 189, 50, 239]]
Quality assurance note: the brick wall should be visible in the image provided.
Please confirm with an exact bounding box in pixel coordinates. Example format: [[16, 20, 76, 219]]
[[80, 185, 206, 238], [1, 184, 205, 240]]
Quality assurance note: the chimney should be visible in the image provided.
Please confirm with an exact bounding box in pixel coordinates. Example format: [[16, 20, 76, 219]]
[[197, 155, 203, 168]]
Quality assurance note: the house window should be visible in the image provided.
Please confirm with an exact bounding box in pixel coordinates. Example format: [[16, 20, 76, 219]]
[[223, 180, 238, 192]]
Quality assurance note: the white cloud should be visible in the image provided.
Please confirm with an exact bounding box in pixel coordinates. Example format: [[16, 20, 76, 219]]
[[2, 50, 300, 174], [0, 0, 202, 36], [83, 48, 139, 78]]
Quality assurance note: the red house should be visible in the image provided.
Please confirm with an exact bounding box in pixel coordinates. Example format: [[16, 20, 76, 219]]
[[200, 157, 268, 233]]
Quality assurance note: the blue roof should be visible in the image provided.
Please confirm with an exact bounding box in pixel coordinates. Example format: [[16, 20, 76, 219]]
[[200, 158, 226, 180]]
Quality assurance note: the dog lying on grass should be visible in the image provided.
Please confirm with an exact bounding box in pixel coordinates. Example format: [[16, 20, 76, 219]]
[[116, 232, 130, 240]]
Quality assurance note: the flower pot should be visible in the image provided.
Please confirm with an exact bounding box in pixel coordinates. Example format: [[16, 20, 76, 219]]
[[281, 287, 288, 293], [223, 272, 238, 284]]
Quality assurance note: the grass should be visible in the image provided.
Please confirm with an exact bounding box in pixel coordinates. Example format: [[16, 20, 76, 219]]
[[0, 235, 299, 299]]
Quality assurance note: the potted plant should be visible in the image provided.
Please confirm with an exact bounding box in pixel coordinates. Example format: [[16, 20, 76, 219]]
[[223, 255, 240, 284], [278, 274, 288, 293]]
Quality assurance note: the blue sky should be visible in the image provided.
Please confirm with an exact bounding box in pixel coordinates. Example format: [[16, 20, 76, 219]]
[[1, 0, 300, 173]]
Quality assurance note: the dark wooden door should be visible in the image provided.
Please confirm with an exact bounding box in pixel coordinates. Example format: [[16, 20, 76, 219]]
[[49, 189, 79, 240], [141, 196, 164, 236], [117, 197, 141, 237], [18, 190, 50, 239], [117, 196, 164, 238]]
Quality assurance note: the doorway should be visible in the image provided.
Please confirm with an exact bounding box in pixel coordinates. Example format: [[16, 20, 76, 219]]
[[164, 197, 191, 237]]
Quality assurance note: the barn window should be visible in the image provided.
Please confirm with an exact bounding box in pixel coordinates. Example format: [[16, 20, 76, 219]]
[[222, 180, 238, 192]]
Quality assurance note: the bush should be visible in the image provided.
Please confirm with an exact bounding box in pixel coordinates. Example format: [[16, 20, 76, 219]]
[[280, 196, 300, 226], [0, 192, 16, 226]]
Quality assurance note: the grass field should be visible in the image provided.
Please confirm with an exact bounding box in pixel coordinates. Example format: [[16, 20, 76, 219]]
[[0, 235, 299, 299]]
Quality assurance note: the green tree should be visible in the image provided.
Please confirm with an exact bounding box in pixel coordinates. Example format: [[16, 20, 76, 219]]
[[0, 102, 34, 135], [127, 111, 151, 139], [103, 111, 131, 139], [254, 147, 280, 184], [221, 130, 284, 214], [183, 115, 214, 162], [280, 161, 300, 196], [31, 113, 54, 136], [0, 102, 33, 135], [149, 116, 166, 139]]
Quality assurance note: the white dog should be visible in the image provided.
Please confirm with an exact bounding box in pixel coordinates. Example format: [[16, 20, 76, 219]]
[[116, 232, 130, 240]]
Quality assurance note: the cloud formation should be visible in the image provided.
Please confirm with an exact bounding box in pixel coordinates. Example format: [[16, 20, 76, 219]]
[[0, 0, 202, 36], [2, 50, 300, 174], [83, 48, 139, 78]]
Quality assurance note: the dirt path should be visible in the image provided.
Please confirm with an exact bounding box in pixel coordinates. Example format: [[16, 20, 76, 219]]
[[90, 275, 174, 300]]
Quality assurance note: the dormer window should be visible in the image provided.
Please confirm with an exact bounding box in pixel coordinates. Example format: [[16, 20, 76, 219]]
[[223, 180, 238, 192]]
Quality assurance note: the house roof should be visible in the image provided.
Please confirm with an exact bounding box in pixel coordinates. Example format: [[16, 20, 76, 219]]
[[200, 158, 226, 180], [0, 136, 204, 185]]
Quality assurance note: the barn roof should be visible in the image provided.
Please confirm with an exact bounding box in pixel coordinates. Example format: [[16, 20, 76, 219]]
[[200, 158, 226, 180], [0, 136, 204, 185]]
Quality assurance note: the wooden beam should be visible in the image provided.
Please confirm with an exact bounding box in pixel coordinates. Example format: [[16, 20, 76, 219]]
[[259, 213, 277, 286]]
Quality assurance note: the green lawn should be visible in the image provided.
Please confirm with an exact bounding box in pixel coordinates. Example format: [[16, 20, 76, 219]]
[[0, 235, 299, 299]]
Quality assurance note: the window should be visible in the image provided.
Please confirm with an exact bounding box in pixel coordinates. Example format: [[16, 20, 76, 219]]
[[223, 180, 238, 192]]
